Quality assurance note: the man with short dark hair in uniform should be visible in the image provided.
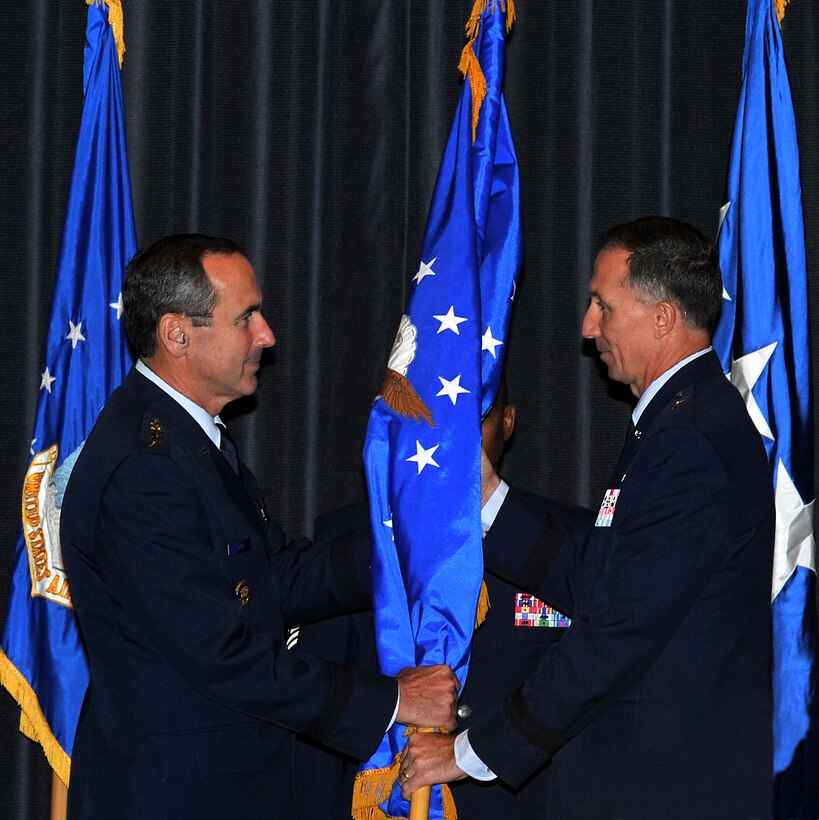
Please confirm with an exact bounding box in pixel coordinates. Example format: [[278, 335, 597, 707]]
[[400, 216, 774, 820], [60, 233, 459, 819]]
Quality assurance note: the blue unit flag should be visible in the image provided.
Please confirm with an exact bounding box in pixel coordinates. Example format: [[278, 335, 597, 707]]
[[0, 0, 136, 785], [714, 1, 817, 815], [357, 2, 521, 818]]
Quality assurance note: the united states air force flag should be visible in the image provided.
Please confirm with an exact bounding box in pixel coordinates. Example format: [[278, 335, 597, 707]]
[[356, 2, 521, 818], [713, 0, 817, 816], [0, 0, 136, 786]]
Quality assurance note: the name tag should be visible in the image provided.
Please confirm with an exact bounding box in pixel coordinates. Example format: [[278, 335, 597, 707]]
[[514, 593, 571, 628], [227, 537, 251, 556], [595, 488, 620, 527]]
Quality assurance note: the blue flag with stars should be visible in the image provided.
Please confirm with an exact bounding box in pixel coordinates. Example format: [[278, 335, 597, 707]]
[[0, 0, 136, 786], [357, 3, 521, 818], [713, 0, 817, 815]]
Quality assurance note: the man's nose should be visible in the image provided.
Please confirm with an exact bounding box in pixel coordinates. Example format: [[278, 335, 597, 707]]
[[581, 306, 598, 339], [256, 316, 276, 348]]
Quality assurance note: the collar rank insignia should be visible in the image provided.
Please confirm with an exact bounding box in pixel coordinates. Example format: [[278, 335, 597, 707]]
[[148, 418, 164, 448], [235, 579, 250, 607], [671, 391, 685, 409], [514, 593, 571, 628], [595, 488, 620, 527]]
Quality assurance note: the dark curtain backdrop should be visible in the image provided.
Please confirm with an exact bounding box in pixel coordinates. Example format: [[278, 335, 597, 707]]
[[2, 2, 818, 815]]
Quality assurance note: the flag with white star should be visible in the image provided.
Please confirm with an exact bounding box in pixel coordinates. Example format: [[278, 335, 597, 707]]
[[714, 0, 817, 814], [358, 3, 521, 818], [0, 1, 136, 787]]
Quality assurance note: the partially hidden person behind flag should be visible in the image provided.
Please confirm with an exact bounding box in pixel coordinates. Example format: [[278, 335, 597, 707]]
[[399, 216, 774, 820], [59, 233, 459, 819], [291, 375, 591, 819]]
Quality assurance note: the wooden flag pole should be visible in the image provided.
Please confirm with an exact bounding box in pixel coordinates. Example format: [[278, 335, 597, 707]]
[[409, 785, 431, 820], [50, 772, 67, 820]]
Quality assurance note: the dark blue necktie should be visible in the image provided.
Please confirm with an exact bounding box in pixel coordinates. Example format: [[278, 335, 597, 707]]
[[216, 423, 239, 474]]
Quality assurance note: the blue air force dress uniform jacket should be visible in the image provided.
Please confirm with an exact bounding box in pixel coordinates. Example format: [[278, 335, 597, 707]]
[[471, 351, 775, 819], [60, 369, 397, 819]]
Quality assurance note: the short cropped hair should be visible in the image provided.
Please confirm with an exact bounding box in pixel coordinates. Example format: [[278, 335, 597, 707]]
[[122, 234, 242, 358], [598, 216, 722, 335]]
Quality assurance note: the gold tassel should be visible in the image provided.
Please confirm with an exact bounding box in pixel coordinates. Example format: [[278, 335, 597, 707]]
[[458, 42, 487, 143], [474, 580, 491, 629], [0, 649, 71, 787], [465, 0, 485, 40], [459, 1, 516, 143], [465, 0, 516, 38], [504, 0, 516, 33], [774, 0, 790, 24], [87, 0, 127, 68]]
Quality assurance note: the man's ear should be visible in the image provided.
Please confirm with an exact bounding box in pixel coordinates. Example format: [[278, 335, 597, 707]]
[[157, 314, 189, 358], [502, 402, 517, 442], [654, 300, 677, 338]]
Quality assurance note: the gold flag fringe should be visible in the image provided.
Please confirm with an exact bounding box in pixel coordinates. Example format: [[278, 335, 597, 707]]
[[774, 0, 790, 24], [459, 1, 516, 143], [87, 0, 126, 68], [351, 754, 402, 820], [475, 580, 490, 629], [351, 751, 460, 819], [465, 0, 515, 39], [458, 43, 486, 144], [0, 648, 71, 786]]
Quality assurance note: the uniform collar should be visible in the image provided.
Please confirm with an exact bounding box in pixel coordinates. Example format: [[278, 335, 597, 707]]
[[632, 346, 712, 425], [135, 359, 222, 447]]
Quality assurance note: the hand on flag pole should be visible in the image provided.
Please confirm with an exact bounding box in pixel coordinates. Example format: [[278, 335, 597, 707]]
[[398, 732, 465, 803], [395, 665, 461, 731]]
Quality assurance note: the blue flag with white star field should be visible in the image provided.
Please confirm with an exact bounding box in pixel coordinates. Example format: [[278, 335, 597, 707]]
[[713, 1, 817, 815], [361, 3, 521, 817], [0, 1, 136, 785]]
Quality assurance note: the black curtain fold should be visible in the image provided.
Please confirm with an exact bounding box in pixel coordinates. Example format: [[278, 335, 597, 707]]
[[2, 2, 818, 815]]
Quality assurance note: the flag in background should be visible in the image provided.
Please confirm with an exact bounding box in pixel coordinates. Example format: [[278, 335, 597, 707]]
[[713, 0, 817, 816], [356, 2, 521, 818], [0, 0, 136, 785]]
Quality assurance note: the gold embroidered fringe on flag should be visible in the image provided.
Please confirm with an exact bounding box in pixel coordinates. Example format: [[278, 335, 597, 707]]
[[87, 0, 126, 67], [351, 731, 459, 820], [459, 0, 515, 142]]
